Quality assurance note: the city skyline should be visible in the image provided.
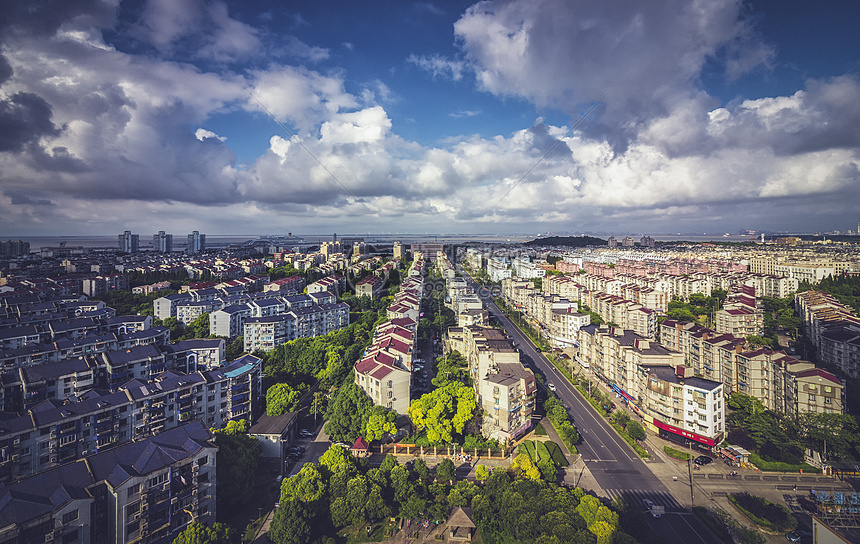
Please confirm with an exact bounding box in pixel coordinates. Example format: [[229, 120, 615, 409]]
[[1, 0, 859, 237]]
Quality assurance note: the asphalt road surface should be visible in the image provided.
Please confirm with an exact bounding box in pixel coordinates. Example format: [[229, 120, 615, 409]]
[[461, 269, 716, 543]]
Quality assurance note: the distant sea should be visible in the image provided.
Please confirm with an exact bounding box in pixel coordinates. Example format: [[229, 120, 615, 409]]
[[13, 233, 758, 249]]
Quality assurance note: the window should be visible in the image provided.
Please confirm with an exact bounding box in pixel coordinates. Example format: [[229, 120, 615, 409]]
[[824, 398, 832, 404], [198, 456, 208, 466], [809, 394, 816, 402], [62, 509, 79, 524], [128, 484, 140, 497], [387, 380, 393, 388]]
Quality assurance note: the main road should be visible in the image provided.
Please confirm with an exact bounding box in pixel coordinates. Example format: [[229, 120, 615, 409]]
[[460, 269, 715, 543]]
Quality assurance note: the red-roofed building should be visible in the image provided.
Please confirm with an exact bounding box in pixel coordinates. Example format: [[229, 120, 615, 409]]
[[351, 436, 369, 457]]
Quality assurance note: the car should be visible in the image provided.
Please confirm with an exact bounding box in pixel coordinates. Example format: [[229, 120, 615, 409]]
[[299, 429, 314, 437], [642, 499, 662, 518], [694, 455, 713, 466], [547, 383, 556, 392], [785, 530, 811, 542]]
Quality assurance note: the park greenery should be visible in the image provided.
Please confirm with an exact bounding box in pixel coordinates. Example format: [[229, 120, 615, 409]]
[[171, 521, 234, 544], [210, 420, 260, 510], [90, 288, 177, 316], [726, 392, 859, 467], [728, 492, 798, 533], [268, 445, 633, 544]]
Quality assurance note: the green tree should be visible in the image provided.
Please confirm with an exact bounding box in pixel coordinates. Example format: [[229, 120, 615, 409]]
[[266, 383, 301, 417], [319, 443, 356, 475], [210, 420, 259, 509], [408, 382, 477, 443], [626, 420, 645, 441], [325, 381, 374, 442], [436, 458, 456, 483], [280, 463, 325, 508], [171, 521, 233, 544], [364, 408, 397, 441], [268, 499, 312, 544], [225, 335, 244, 360], [475, 464, 489, 482], [510, 453, 541, 480]]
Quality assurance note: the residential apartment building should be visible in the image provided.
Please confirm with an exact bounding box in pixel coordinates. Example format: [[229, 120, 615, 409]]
[[0, 421, 217, 544], [354, 318, 416, 414], [153, 231, 173, 253], [577, 325, 723, 446], [795, 290, 860, 378], [0, 354, 261, 483], [487, 257, 512, 283], [445, 325, 535, 443], [659, 320, 844, 415], [511, 257, 546, 280]]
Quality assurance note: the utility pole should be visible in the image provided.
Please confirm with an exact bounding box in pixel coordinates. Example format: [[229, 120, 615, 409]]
[[688, 457, 695, 508]]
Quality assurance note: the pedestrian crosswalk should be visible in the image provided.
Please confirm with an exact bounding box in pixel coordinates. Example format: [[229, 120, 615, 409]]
[[602, 488, 685, 512]]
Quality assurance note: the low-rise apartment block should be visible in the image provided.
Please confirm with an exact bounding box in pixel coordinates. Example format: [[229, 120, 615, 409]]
[[0, 421, 218, 544]]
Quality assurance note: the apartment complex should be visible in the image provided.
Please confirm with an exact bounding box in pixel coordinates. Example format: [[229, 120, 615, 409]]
[[354, 318, 416, 414], [0, 354, 261, 483], [795, 290, 860, 378], [578, 324, 724, 446], [659, 320, 843, 415], [0, 421, 217, 544], [445, 325, 536, 443]]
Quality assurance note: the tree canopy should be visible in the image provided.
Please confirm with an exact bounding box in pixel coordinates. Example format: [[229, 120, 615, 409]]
[[210, 419, 259, 508], [408, 382, 478, 444], [171, 521, 233, 544], [266, 383, 301, 417]]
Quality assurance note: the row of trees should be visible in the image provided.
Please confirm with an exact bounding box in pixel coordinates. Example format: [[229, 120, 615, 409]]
[[664, 290, 727, 326], [727, 392, 860, 464], [268, 444, 632, 544]]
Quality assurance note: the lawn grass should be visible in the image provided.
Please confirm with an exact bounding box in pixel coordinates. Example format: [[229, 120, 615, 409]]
[[533, 422, 548, 436], [664, 445, 691, 461], [544, 441, 569, 467]]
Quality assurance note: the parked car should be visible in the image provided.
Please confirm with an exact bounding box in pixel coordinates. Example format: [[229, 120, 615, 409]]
[[785, 530, 811, 542], [547, 383, 556, 392], [694, 455, 713, 466]]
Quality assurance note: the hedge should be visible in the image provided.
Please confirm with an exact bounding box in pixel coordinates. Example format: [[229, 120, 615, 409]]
[[728, 492, 798, 533], [535, 441, 550, 464], [664, 445, 691, 461], [748, 453, 821, 474]]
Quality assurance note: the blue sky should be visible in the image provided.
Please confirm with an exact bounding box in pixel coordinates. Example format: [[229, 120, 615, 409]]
[[1, 0, 859, 236]]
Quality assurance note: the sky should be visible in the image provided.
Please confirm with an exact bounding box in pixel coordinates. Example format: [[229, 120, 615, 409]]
[[1, 0, 859, 237]]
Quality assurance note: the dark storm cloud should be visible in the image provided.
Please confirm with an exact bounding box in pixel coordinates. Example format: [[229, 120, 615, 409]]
[[0, 92, 60, 152], [0, 0, 115, 38], [0, 54, 12, 85], [4, 191, 55, 206]]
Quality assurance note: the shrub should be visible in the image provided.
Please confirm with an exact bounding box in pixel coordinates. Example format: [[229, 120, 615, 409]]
[[728, 492, 798, 532], [748, 453, 820, 474], [664, 446, 691, 461]]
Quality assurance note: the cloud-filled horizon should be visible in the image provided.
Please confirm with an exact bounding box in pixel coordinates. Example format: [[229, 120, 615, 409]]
[[0, 0, 858, 236]]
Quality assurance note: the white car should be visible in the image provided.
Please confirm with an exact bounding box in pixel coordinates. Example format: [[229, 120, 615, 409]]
[[642, 499, 663, 518], [547, 383, 556, 392]]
